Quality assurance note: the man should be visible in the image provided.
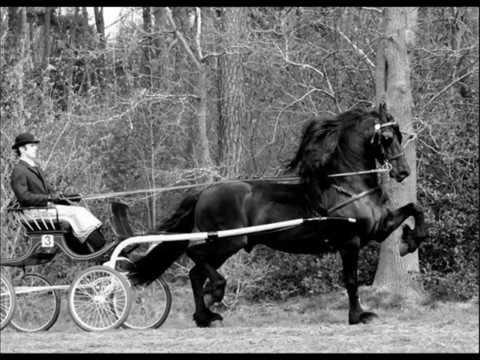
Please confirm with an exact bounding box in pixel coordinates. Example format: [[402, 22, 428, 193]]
[[10, 132, 105, 253]]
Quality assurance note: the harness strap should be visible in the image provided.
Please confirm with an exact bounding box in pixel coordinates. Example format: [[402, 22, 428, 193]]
[[327, 186, 380, 213], [328, 161, 392, 178], [331, 184, 355, 197], [387, 152, 404, 161]]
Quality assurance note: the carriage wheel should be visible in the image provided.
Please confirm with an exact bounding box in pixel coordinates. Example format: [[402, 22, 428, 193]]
[[122, 277, 172, 330], [1, 273, 16, 330], [11, 273, 61, 332], [68, 266, 132, 332]]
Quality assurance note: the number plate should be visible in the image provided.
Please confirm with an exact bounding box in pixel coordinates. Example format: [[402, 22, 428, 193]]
[[41, 234, 55, 248]]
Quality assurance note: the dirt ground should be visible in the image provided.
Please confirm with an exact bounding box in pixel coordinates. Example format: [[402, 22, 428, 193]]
[[1, 287, 478, 353]]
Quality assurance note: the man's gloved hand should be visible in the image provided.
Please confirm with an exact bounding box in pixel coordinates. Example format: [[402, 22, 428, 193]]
[[48, 192, 65, 203]]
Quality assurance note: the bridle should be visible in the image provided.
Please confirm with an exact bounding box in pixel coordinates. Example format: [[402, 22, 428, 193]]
[[328, 120, 402, 179], [371, 120, 405, 162], [327, 118, 417, 214]]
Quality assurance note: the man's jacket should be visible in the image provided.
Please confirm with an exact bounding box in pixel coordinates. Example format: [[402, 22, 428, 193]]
[[10, 160, 54, 207]]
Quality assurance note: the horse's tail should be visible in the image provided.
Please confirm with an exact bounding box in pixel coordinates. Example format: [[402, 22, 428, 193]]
[[128, 192, 200, 286]]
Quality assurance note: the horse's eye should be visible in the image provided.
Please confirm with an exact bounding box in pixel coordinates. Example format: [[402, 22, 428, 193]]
[[382, 133, 393, 146]]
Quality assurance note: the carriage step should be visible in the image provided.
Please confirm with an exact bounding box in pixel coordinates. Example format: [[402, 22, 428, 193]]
[[0, 251, 57, 267]]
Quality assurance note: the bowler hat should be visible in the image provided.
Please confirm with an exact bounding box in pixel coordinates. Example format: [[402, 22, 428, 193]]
[[12, 132, 40, 149]]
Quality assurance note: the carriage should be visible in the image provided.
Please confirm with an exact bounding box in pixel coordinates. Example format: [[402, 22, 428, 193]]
[[0, 202, 172, 332]]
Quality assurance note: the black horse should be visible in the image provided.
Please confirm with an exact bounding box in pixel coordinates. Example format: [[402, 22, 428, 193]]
[[128, 103, 428, 327]]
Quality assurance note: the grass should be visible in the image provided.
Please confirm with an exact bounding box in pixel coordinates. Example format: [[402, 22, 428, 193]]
[[1, 284, 478, 353]]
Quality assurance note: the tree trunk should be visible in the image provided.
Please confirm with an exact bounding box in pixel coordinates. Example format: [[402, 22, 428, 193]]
[[165, 7, 213, 172], [81, 7, 89, 30], [197, 69, 213, 169], [72, 7, 79, 47], [6, 7, 23, 65], [94, 7, 106, 89], [218, 7, 248, 178], [152, 7, 164, 55], [142, 6, 152, 88], [94, 7, 106, 48], [6, 7, 28, 124], [152, 7, 168, 82], [42, 7, 51, 68], [373, 7, 421, 298]]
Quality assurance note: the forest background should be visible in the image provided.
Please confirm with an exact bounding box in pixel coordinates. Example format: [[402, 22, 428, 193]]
[[0, 7, 478, 304]]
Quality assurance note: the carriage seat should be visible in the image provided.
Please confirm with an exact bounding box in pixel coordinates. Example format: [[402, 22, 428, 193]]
[[8, 206, 70, 234]]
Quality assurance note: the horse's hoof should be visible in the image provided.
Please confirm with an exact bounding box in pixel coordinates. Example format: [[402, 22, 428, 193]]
[[349, 311, 378, 325], [193, 310, 223, 327], [402, 224, 413, 239], [359, 311, 378, 324], [193, 313, 211, 328]]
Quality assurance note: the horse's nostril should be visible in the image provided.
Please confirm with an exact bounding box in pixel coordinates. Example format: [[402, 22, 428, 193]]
[[401, 170, 410, 179], [394, 170, 410, 182]]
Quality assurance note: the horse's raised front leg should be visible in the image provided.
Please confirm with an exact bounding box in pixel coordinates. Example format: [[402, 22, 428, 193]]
[[376, 203, 428, 255], [340, 238, 378, 325]]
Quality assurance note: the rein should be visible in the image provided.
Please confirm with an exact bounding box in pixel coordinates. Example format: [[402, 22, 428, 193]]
[[80, 176, 300, 201], [79, 120, 416, 203]]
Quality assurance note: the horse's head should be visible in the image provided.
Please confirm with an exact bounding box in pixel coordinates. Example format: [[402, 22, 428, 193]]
[[286, 104, 411, 189], [370, 103, 410, 182]]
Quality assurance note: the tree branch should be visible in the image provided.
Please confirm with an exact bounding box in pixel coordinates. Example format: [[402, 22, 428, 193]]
[[255, 88, 336, 158], [195, 7, 203, 60], [332, 26, 375, 68], [165, 7, 202, 69], [361, 7, 383, 14], [275, 43, 324, 78], [422, 68, 477, 111]]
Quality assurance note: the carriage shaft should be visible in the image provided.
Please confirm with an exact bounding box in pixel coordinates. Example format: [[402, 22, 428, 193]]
[[104, 216, 356, 268]]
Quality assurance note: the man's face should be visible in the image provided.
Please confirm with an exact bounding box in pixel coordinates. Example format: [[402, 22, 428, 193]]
[[20, 143, 38, 160]]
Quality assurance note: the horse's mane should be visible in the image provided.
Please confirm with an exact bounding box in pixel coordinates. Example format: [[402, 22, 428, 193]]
[[286, 107, 374, 189]]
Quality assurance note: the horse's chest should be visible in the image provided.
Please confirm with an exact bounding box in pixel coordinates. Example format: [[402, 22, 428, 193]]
[[333, 196, 384, 233]]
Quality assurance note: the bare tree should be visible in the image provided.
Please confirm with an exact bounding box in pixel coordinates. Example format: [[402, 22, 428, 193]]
[[93, 6, 106, 89], [217, 7, 248, 178], [5, 7, 28, 123], [374, 7, 421, 297], [165, 7, 213, 171], [42, 7, 51, 68], [142, 7, 152, 88], [94, 7, 105, 48]]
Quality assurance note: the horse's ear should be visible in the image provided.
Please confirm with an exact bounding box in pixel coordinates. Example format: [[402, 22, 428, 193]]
[[378, 102, 387, 122]]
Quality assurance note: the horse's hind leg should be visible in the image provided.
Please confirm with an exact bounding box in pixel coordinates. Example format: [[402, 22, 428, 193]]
[[189, 264, 223, 327], [203, 235, 248, 307], [202, 265, 226, 308], [188, 236, 247, 327]]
